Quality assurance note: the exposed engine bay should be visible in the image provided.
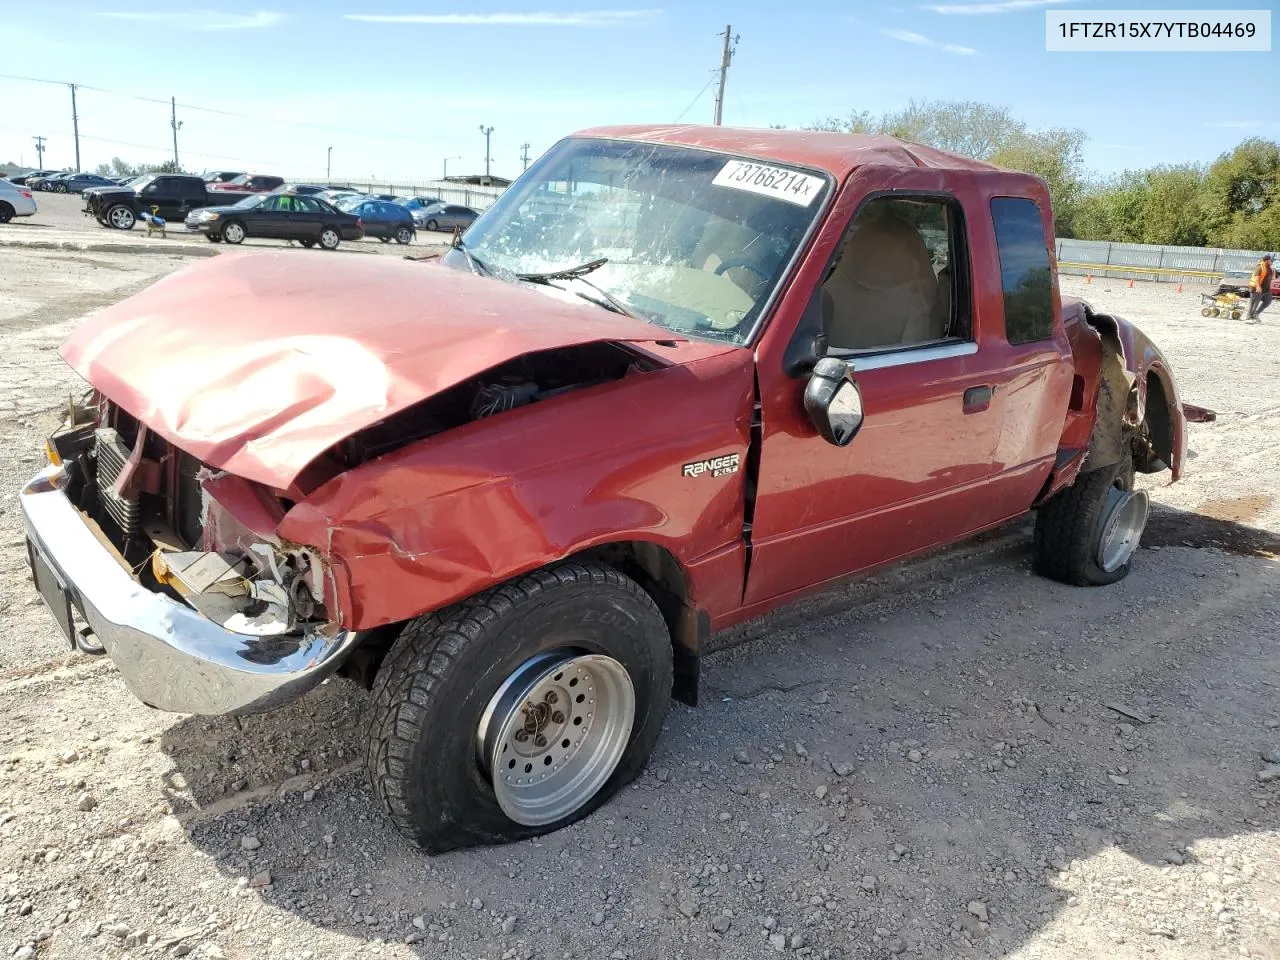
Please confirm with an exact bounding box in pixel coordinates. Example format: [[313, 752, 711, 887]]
[[335, 340, 657, 467]]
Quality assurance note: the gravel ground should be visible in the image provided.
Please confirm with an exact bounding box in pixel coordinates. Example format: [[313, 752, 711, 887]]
[[0, 253, 1277, 960]]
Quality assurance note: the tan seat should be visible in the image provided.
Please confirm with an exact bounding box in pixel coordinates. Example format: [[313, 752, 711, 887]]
[[823, 209, 942, 350]]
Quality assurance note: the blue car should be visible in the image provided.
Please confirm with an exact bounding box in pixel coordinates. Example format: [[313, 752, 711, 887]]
[[44, 173, 118, 194]]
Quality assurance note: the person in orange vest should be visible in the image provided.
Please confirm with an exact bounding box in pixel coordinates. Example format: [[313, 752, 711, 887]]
[[1247, 253, 1274, 323]]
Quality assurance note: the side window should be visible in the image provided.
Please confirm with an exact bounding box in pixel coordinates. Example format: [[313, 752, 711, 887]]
[[147, 178, 175, 199], [262, 196, 285, 212], [823, 196, 967, 352], [990, 197, 1054, 344], [295, 197, 322, 213]]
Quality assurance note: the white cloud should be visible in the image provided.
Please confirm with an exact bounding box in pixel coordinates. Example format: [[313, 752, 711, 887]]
[[881, 28, 976, 55], [926, 0, 1073, 14], [94, 9, 284, 29], [344, 9, 662, 26]]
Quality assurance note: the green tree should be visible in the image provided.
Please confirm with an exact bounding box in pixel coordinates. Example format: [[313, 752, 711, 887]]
[[808, 100, 1025, 160], [990, 129, 1087, 236], [1201, 138, 1280, 249]]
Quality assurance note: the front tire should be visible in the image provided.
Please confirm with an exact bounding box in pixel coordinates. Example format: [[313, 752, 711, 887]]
[[425, 219, 438, 231], [221, 220, 246, 244], [106, 205, 136, 230], [364, 561, 672, 853], [1033, 459, 1146, 586], [56, 182, 68, 193]]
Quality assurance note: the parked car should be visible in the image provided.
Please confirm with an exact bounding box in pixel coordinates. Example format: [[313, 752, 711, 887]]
[[400, 196, 443, 215], [85, 173, 214, 229], [202, 170, 245, 184], [184, 192, 362, 249], [9, 169, 57, 186], [274, 183, 328, 196], [344, 198, 415, 244], [319, 188, 362, 206], [50, 173, 117, 194], [208, 173, 285, 195], [28, 172, 70, 192], [20, 125, 1210, 854], [1215, 269, 1253, 297], [0, 178, 38, 222], [415, 201, 479, 231]]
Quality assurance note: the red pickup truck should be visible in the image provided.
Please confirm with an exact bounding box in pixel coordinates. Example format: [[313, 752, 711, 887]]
[[20, 125, 1210, 853]]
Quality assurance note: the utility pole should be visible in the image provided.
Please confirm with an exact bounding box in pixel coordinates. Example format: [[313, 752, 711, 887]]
[[520, 142, 531, 171], [443, 155, 460, 180], [479, 125, 494, 179], [170, 97, 183, 170], [326, 146, 332, 180], [69, 84, 81, 171], [33, 135, 46, 168], [713, 24, 739, 126]]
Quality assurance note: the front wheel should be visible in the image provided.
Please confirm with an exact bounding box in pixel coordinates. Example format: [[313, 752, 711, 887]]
[[1033, 459, 1147, 586], [364, 561, 672, 853], [106, 205, 136, 230], [425, 219, 438, 231], [319, 226, 340, 250], [395, 226, 413, 245], [221, 220, 245, 244], [56, 182, 68, 193]]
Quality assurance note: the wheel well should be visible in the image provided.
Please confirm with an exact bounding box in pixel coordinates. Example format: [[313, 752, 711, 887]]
[[1142, 370, 1174, 471], [586, 541, 704, 707], [337, 543, 706, 707]]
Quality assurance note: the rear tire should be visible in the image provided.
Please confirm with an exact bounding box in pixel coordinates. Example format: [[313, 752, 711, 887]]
[[0, 202, 12, 224], [395, 226, 413, 245], [1033, 459, 1145, 586], [364, 561, 672, 853], [319, 226, 340, 250]]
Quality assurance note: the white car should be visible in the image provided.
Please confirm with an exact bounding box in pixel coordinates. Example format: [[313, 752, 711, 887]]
[[0, 178, 38, 222]]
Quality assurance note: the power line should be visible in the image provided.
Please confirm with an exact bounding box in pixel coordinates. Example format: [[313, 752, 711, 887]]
[[0, 71, 437, 143], [674, 74, 718, 124]]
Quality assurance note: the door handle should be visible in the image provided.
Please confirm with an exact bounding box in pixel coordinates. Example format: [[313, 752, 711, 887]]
[[963, 385, 994, 414]]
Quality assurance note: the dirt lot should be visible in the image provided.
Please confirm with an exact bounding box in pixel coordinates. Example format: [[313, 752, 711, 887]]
[[0, 249, 1277, 960]]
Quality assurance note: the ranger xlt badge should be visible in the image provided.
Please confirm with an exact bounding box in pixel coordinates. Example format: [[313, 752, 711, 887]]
[[682, 453, 741, 478]]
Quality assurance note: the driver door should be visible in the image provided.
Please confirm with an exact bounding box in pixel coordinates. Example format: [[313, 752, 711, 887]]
[[744, 185, 1010, 605]]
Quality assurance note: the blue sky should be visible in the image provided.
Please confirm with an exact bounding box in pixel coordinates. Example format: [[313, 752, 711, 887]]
[[0, 0, 1275, 182]]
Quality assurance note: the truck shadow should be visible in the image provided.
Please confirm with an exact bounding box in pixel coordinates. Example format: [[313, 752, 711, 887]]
[[158, 503, 1280, 959]]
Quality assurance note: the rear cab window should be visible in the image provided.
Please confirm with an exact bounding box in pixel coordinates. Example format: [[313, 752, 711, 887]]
[[990, 197, 1054, 344]]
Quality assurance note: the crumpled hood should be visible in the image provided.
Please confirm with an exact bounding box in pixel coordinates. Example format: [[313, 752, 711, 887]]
[[61, 251, 685, 489]]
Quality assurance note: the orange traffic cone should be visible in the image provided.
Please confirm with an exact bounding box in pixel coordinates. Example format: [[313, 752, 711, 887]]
[[1177, 283, 1183, 294], [1086, 274, 1092, 284], [1128, 279, 1134, 288]]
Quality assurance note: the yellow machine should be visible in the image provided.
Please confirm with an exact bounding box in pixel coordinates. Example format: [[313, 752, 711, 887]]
[[1200, 291, 1245, 320]]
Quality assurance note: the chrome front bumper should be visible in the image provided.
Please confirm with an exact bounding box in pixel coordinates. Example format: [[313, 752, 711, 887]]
[[19, 465, 358, 716]]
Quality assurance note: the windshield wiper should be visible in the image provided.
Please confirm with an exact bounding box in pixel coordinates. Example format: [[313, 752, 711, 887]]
[[516, 258, 609, 282], [452, 235, 491, 276], [516, 259, 645, 323]]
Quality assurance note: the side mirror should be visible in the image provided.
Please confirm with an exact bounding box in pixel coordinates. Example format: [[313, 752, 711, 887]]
[[804, 357, 864, 447]]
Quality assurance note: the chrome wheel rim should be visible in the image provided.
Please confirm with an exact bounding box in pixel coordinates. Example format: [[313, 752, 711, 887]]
[[109, 206, 134, 229], [224, 222, 244, 243], [321, 229, 339, 248], [1097, 487, 1149, 573], [478, 651, 634, 827]]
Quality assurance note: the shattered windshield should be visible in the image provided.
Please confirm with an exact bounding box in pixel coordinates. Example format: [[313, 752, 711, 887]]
[[446, 137, 832, 344]]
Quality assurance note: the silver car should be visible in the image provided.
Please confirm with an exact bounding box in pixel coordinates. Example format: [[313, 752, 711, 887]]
[[415, 202, 479, 231], [0, 178, 38, 222]]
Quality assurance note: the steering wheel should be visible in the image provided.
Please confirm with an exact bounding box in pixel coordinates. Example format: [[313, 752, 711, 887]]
[[712, 259, 770, 285]]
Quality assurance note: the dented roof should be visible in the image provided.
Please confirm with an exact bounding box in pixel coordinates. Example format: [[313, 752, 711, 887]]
[[572, 124, 1006, 180]]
